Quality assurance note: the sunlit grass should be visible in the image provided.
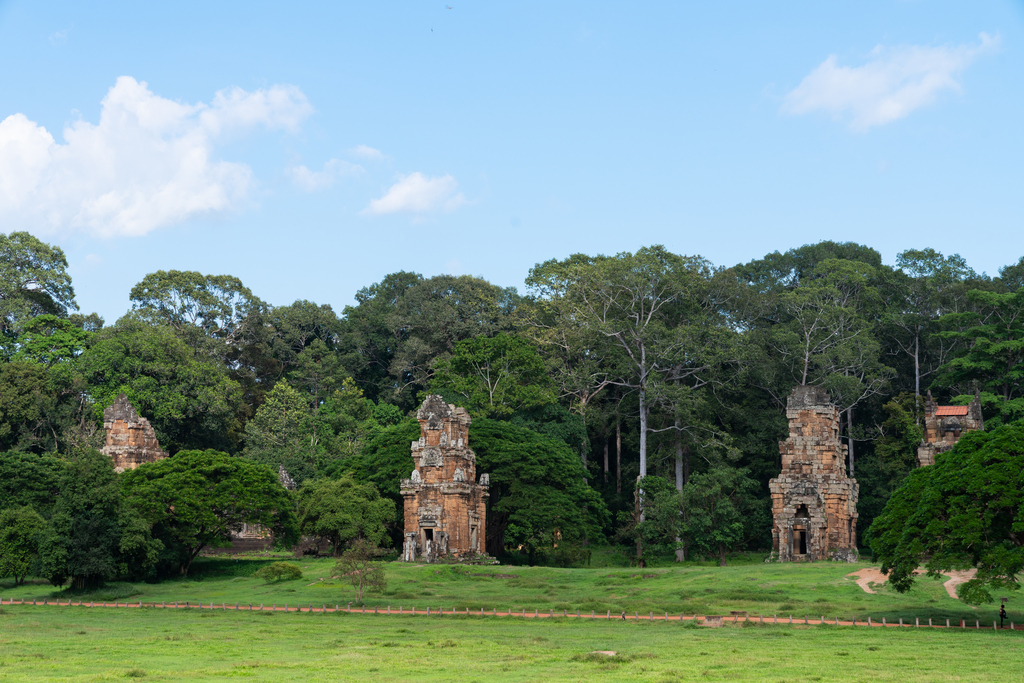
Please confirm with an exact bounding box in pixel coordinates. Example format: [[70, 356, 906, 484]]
[[0, 602, 1019, 682], [1, 548, 1017, 627]]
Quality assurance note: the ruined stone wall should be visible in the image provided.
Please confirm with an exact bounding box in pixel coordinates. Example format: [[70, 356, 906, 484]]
[[400, 396, 489, 562], [916, 390, 984, 467], [101, 394, 168, 473], [768, 386, 858, 563]]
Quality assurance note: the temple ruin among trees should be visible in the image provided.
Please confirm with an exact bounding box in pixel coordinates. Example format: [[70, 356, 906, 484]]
[[916, 389, 984, 467], [101, 394, 168, 472], [769, 386, 858, 562], [400, 395, 489, 562]]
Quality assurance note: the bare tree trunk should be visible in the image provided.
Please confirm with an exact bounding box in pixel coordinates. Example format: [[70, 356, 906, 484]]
[[674, 429, 684, 491], [616, 414, 622, 495], [638, 387, 648, 477]]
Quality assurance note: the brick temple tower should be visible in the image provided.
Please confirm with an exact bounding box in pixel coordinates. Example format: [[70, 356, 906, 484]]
[[769, 386, 858, 562], [916, 390, 984, 467], [400, 395, 489, 562], [101, 394, 168, 472]]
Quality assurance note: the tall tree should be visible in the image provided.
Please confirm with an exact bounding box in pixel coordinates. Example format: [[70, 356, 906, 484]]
[[296, 476, 395, 556], [879, 249, 976, 397], [937, 289, 1024, 405], [0, 361, 98, 454], [869, 422, 1024, 605], [74, 316, 244, 453], [430, 333, 555, 418], [340, 271, 423, 404], [122, 450, 298, 575], [37, 448, 160, 589], [11, 315, 94, 367], [745, 257, 893, 474], [528, 246, 731, 478], [343, 273, 520, 409], [680, 465, 761, 566], [0, 232, 77, 337], [241, 380, 374, 483], [0, 450, 63, 516], [129, 270, 265, 345], [0, 506, 47, 585], [472, 418, 609, 560]]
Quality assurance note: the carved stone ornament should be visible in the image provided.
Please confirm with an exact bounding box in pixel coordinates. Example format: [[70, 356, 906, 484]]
[[421, 447, 443, 467], [479, 473, 489, 486], [453, 468, 465, 482], [419, 504, 442, 521], [410, 469, 421, 483]]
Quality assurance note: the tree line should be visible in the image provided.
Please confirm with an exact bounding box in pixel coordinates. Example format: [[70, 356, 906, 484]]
[[2, 230, 1023, 586]]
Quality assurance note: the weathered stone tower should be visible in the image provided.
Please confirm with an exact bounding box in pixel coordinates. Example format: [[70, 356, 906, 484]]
[[769, 386, 858, 562], [916, 390, 984, 467], [101, 394, 168, 472], [400, 396, 489, 562]]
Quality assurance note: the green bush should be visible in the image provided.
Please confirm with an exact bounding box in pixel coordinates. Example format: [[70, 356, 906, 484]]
[[254, 562, 303, 584]]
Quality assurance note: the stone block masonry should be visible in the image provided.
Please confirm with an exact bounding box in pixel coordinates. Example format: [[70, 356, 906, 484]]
[[100, 394, 168, 472], [916, 389, 984, 467], [768, 385, 858, 563], [399, 395, 489, 562]]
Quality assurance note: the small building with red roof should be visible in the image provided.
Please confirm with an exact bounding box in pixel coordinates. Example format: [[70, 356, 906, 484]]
[[916, 390, 984, 467]]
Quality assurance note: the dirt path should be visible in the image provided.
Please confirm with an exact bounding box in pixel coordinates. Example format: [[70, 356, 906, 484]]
[[0, 596, 1016, 630], [847, 567, 978, 601], [847, 567, 889, 594], [942, 569, 977, 599]]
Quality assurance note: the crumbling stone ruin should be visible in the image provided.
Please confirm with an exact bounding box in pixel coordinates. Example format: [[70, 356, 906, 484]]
[[916, 390, 984, 467], [769, 386, 858, 563], [101, 394, 168, 473], [400, 395, 489, 563]]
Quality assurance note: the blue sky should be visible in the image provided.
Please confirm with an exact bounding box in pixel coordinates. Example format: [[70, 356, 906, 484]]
[[1, 1, 1021, 323]]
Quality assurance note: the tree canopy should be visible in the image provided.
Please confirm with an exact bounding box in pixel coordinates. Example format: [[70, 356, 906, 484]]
[[121, 450, 298, 575], [869, 421, 1024, 604]]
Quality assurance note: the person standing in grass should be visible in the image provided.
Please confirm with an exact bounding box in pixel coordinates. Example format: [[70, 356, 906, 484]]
[[1000, 604, 1007, 629]]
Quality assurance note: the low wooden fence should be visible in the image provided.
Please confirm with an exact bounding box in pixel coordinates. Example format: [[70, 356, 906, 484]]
[[0, 598, 1017, 631]]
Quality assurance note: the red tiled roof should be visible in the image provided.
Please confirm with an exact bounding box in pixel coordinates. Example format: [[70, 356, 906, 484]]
[[935, 406, 969, 416]]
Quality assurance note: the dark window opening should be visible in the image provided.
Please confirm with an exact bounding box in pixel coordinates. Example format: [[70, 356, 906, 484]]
[[795, 504, 810, 518], [425, 528, 434, 541]]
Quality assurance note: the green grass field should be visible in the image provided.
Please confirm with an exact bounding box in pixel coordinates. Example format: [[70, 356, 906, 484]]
[[2, 552, 1021, 681], [0, 603, 1021, 682], [2, 550, 1019, 626]]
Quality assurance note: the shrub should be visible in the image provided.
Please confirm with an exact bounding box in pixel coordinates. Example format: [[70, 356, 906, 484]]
[[254, 562, 303, 584]]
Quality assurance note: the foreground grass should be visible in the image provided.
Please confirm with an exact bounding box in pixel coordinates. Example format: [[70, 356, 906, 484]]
[[0, 603, 1020, 682], [2, 550, 1019, 626]]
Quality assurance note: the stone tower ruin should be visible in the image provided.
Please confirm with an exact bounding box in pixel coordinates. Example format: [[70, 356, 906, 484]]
[[400, 395, 489, 562], [916, 389, 984, 467], [769, 385, 858, 562], [101, 394, 168, 472]]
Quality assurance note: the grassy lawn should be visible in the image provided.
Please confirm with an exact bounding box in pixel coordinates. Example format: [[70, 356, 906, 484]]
[[1, 602, 1022, 682], [2, 550, 1019, 627]]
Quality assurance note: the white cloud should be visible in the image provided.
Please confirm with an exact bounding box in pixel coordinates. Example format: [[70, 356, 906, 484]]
[[363, 172, 467, 215], [49, 28, 69, 45], [0, 76, 313, 237], [287, 159, 364, 192], [350, 144, 385, 161], [782, 33, 998, 130]]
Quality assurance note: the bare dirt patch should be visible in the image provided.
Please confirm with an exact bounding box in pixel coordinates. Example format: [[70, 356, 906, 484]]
[[941, 569, 977, 599], [847, 567, 976, 599]]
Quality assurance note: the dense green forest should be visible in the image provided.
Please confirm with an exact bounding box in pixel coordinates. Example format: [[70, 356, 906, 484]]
[[2, 230, 1023, 583]]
